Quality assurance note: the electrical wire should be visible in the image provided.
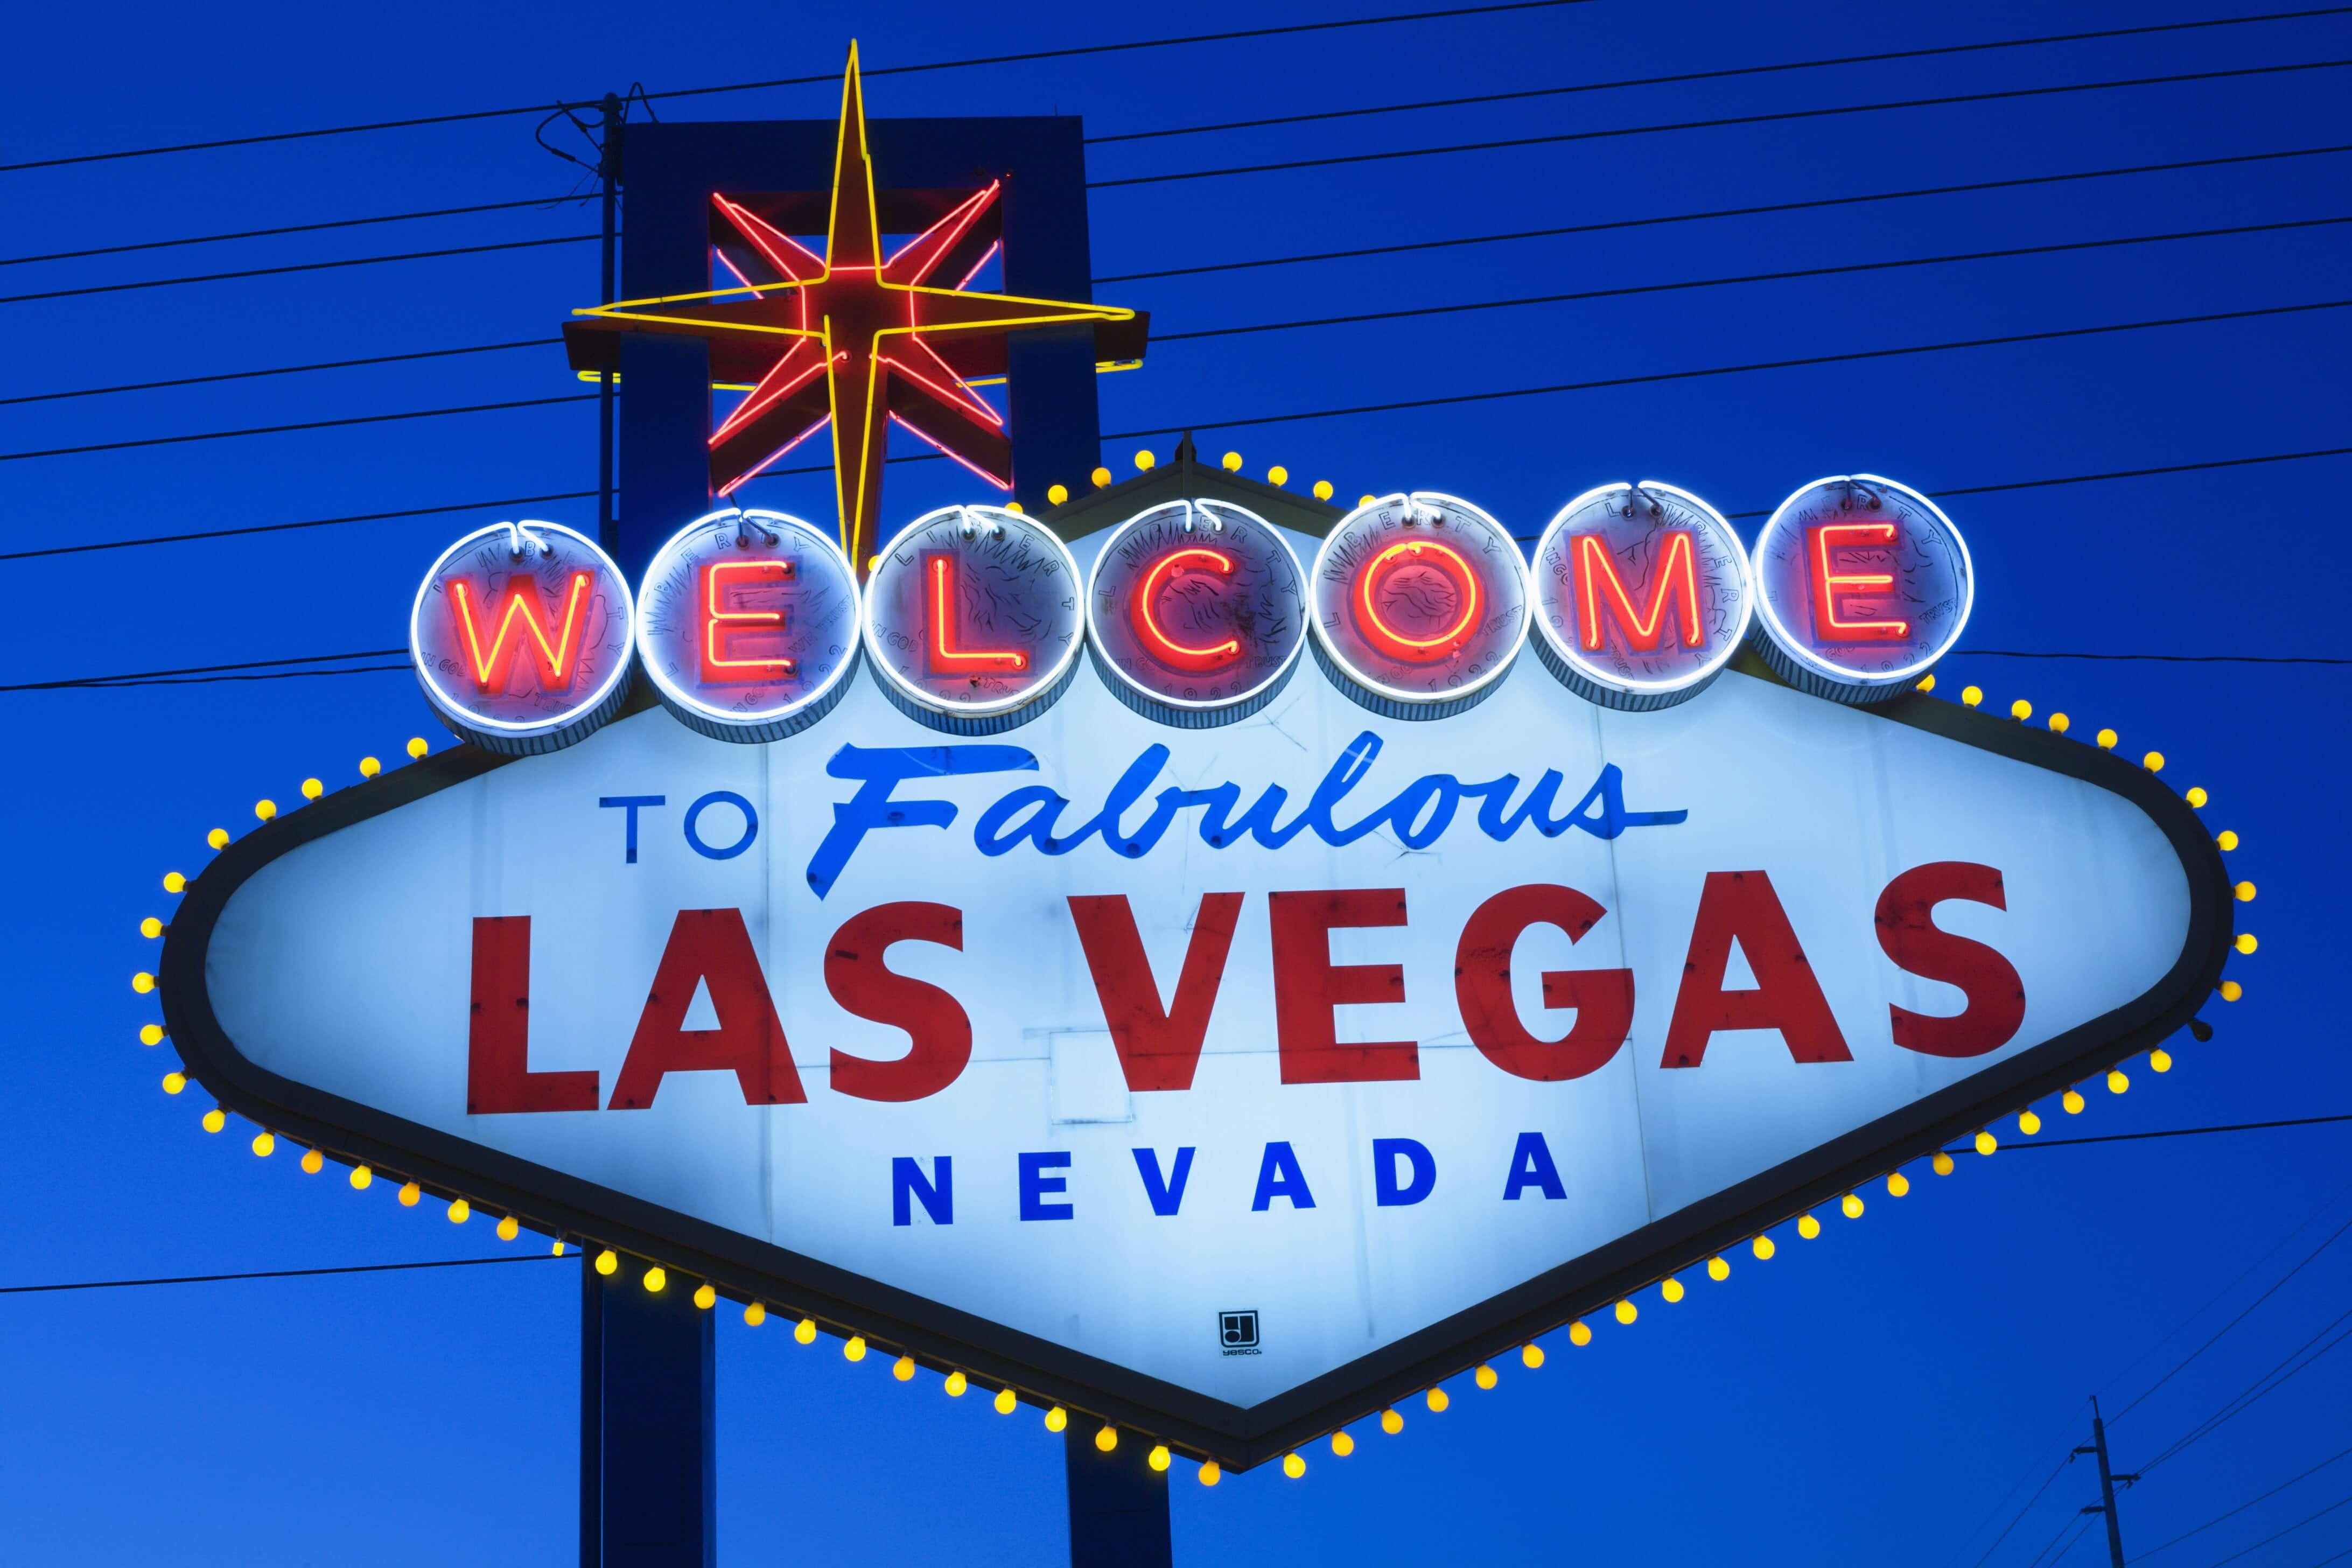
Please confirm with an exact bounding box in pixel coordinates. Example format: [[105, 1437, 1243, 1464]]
[[1962, 650, 2352, 664], [2133, 1441, 2352, 1560], [0, 492, 596, 563], [1088, 59, 2352, 189], [2142, 1312, 2352, 1476], [0, 649, 408, 693], [2194, 1490, 2352, 1567], [0, 394, 594, 464], [0, 0, 1605, 174], [2020, 1510, 2094, 1568], [1150, 215, 2352, 343], [0, 232, 596, 308], [0, 1254, 568, 1294], [1095, 143, 2352, 283], [1944, 1118, 2352, 1157], [1968, 1452, 2079, 1568], [0, 193, 587, 269], [0, 338, 562, 408], [1083, 9, 2352, 145]]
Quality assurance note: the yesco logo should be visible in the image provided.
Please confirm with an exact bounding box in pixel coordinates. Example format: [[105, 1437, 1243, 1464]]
[[409, 476, 1975, 753]]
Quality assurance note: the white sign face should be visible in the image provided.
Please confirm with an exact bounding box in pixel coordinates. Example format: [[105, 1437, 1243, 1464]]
[[192, 657, 2202, 1424]]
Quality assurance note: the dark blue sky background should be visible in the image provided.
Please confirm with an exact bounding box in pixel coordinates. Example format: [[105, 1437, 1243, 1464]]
[[4, 1, 2347, 1563]]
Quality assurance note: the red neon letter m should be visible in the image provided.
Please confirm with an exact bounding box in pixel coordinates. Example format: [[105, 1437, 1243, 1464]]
[[449, 571, 595, 693], [1573, 531, 1704, 653]]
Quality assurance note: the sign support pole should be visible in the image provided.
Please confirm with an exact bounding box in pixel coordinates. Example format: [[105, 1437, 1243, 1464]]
[[1063, 1428, 1173, 1567], [583, 1256, 717, 1567]]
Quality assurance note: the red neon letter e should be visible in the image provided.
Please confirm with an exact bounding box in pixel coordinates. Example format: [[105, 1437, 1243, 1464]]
[[1661, 871, 1852, 1068], [449, 572, 594, 693], [1068, 892, 1244, 1091], [1875, 862, 2025, 1058], [1269, 888, 1418, 1083], [466, 916, 599, 1113], [1806, 523, 1909, 642], [1573, 531, 1704, 653], [699, 558, 797, 683]]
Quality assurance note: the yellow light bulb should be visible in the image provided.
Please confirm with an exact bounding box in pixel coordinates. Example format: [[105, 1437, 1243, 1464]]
[[351, 1164, 373, 1189], [2107, 1069, 2130, 1094], [2010, 699, 2032, 720], [2064, 1089, 2086, 1114], [1090, 466, 1112, 489], [359, 757, 381, 779], [398, 1181, 421, 1207], [139, 1023, 165, 1046], [1798, 1213, 1822, 1237], [1887, 1172, 1909, 1197], [2097, 729, 2118, 750], [1706, 1256, 1730, 1282], [551, 1241, 566, 1256], [2221, 979, 2243, 1002], [201, 1108, 225, 1133], [1199, 1461, 1221, 1487], [2019, 1111, 2042, 1136], [1283, 1452, 1306, 1479], [1331, 1431, 1353, 1457], [695, 1283, 716, 1310], [744, 1303, 767, 1327], [1268, 465, 1290, 486], [2235, 881, 2257, 902], [1046, 484, 1069, 506], [140, 917, 163, 940], [844, 1335, 867, 1362], [254, 799, 277, 821], [2217, 830, 2239, 851], [251, 1131, 275, 1157], [1045, 1406, 1067, 1433], [1916, 674, 1936, 692], [1358, 494, 1377, 508], [795, 1318, 817, 1345], [1974, 1130, 1997, 1157], [945, 1370, 967, 1397], [1426, 1388, 1450, 1412], [1095, 1425, 1117, 1452], [2235, 933, 2257, 955], [1522, 1343, 1545, 1369], [1474, 1363, 1497, 1389], [1004, 501, 1024, 515], [1381, 1408, 1404, 1434], [206, 828, 230, 850], [163, 872, 186, 893], [995, 1388, 1017, 1415], [406, 737, 429, 759], [1570, 1320, 1593, 1345], [1221, 451, 1243, 471], [1135, 450, 1156, 471], [2049, 712, 2069, 733], [1662, 1277, 1685, 1302], [447, 1198, 469, 1223], [1151, 1443, 1173, 1470], [1933, 1152, 1955, 1175], [301, 1149, 324, 1174], [1753, 1236, 1776, 1261], [496, 1215, 518, 1240], [1313, 480, 1334, 501], [1842, 1193, 1864, 1219], [595, 1250, 618, 1276], [2151, 1048, 2174, 1074], [2186, 787, 2208, 808], [2143, 751, 2165, 772], [300, 778, 324, 801], [893, 1355, 915, 1382], [131, 971, 155, 994], [1614, 1299, 1637, 1324], [1961, 685, 1982, 708]]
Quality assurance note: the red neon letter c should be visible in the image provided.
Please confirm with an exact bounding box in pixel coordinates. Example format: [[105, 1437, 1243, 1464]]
[[1132, 547, 1241, 670]]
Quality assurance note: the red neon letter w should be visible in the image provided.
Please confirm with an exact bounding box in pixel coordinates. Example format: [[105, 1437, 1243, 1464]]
[[449, 572, 594, 693], [1573, 531, 1704, 653]]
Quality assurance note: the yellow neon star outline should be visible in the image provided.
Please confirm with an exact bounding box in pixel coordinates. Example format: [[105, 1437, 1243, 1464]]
[[569, 42, 1135, 562]]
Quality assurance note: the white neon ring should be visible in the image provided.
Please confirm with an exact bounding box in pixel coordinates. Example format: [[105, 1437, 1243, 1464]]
[[1307, 489, 1530, 706], [1528, 479, 1754, 697], [862, 504, 1088, 719], [1083, 498, 1309, 714], [1749, 473, 1975, 688], [409, 519, 636, 738]]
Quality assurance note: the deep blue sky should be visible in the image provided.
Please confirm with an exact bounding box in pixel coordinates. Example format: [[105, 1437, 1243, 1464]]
[[5, 1, 2348, 1563]]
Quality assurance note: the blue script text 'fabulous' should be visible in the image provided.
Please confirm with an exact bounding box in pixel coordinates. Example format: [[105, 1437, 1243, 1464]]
[[804, 730, 1688, 896]]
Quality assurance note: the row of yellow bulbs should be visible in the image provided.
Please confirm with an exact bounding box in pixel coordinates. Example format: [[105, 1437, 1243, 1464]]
[[132, 679, 2251, 1485], [1035, 449, 1354, 511]]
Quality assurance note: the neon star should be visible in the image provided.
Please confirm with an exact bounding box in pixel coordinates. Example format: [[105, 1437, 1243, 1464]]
[[566, 43, 1144, 568]]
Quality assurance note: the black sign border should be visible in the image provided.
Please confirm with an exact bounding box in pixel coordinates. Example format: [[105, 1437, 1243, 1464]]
[[159, 662, 2232, 1471]]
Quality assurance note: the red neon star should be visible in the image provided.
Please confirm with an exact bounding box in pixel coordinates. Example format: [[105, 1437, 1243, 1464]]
[[565, 44, 1146, 568]]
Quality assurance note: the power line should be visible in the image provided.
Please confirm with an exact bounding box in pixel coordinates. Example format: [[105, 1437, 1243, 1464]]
[[2133, 1441, 2352, 1560], [0, 232, 596, 309], [1088, 58, 2352, 189], [0, 0, 1604, 175], [1083, 9, 2352, 145], [1151, 215, 2352, 343], [1104, 298, 2352, 438], [0, 492, 596, 563], [0, 193, 587, 269], [0, 393, 594, 464], [0, 649, 408, 693], [1962, 650, 2352, 665], [1957, 1117, 2352, 1157], [1969, 1452, 2079, 1568], [0, 338, 561, 408], [0, 1253, 568, 1294], [2143, 1312, 2352, 1476], [2193, 1490, 2352, 1567], [1096, 143, 2352, 283]]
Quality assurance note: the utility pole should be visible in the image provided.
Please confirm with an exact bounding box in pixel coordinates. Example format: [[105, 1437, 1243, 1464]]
[[2076, 1396, 2140, 1568], [596, 92, 622, 558]]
